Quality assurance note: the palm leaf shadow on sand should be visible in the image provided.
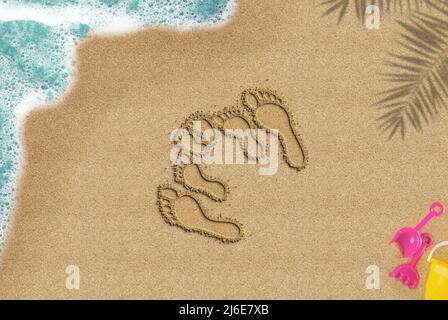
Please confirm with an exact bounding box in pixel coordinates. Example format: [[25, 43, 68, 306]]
[[321, 0, 435, 24], [375, 1, 448, 138]]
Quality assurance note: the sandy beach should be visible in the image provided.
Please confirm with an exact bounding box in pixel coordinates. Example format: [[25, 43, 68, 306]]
[[1, 0, 448, 299]]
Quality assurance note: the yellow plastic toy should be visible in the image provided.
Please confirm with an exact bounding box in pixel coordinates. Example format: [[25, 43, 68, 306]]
[[425, 241, 448, 300]]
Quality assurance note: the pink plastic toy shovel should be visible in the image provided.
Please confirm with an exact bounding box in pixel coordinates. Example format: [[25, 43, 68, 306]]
[[390, 201, 445, 258], [389, 233, 433, 289]]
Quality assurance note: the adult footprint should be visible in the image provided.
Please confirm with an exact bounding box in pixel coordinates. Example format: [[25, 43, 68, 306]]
[[174, 163, 228, 201], [241, 88, 308, 170], [181, 110, 217, 148], [157, 184, 243, 242]]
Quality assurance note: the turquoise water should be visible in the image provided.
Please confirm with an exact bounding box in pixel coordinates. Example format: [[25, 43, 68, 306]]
[[0, 0, 235, 251]]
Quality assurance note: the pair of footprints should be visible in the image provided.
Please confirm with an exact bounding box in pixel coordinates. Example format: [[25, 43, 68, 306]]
[[157, 88, 308, 242]]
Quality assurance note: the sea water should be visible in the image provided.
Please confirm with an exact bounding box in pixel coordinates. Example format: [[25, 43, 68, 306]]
[[0, 0, 236, 252]]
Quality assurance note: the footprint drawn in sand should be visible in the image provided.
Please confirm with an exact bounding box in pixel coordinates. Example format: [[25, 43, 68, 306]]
[[174, 111, 229, 202], [211, 105, 265, 161], [173, 106, 260, 201], [157, 88, 308, 243], [241, 88, 308, 171], [157, 184, 243, 242], [180, 110, 217, 148]]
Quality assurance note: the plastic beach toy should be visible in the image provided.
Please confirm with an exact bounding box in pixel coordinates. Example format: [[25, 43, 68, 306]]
[[425, 241, 448, 300], [390, 233, 433, 289], [390, 201, 445, 258]]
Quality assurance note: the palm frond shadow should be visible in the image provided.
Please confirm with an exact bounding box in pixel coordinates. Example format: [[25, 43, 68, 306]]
[[321, 0, 436, 24], [375, 1, 448, 138]]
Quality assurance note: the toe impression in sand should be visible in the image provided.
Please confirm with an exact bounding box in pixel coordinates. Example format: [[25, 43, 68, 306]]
[[242, 88, 308, 170], [181, 111, 217, 148], [157, 184, 243, 242]]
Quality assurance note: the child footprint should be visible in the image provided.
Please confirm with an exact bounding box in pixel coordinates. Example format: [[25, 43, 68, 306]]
[[157, 184, 243, 242], [181, 110, 217, 148], [241, 88, 308, 170], [211, 106, 265, 161], [174, 163, 229, 201]]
